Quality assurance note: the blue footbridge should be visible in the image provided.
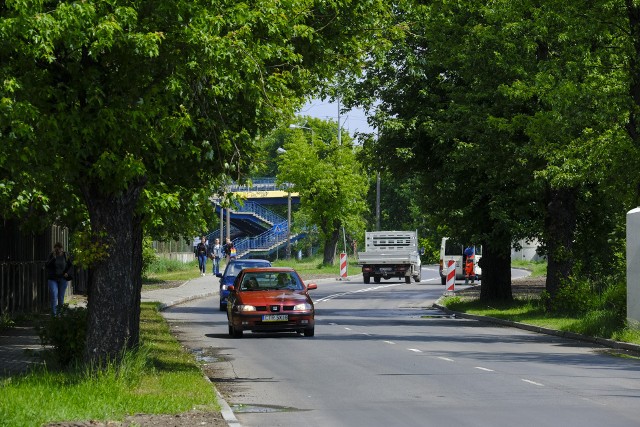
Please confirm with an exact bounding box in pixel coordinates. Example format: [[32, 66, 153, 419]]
[[208, 178, 304, 259]]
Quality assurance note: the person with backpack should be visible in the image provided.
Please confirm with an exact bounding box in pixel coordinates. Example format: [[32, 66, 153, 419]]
[[45, 242, 73, 316], [224, 238, 237, 262]]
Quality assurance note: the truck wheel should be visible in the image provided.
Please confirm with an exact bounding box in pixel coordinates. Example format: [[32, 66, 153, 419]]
[[405, 275, 411, 284], [374, 276, 381, 283], [363, 274, 370, 284], [414, 269, 422, 283]]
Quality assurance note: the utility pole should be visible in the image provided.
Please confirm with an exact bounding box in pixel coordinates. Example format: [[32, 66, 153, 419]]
[[337, 95, 341, 145], [376, 172, 381, 231]]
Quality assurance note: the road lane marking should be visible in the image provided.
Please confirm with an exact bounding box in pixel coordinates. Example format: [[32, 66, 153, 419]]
[[383, 341, 396, 345], [344, 327, 352, 331], [315, 283, 405, 303], [438, 357, 454, 362], [360, 333, 371, 336], [522, 379, 544, 386], [408, 348, 422, 353], [475, 367, 494, 372]]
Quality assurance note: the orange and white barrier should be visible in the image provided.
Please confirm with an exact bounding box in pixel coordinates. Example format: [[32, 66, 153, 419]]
[[446, 259, 455, 292], [340, 253, 348, 279]]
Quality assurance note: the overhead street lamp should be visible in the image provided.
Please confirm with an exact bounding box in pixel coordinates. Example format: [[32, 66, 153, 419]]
[[289, 123, 314, 144]]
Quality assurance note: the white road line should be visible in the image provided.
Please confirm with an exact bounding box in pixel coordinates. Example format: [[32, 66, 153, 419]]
[[522, 379, 544, 387], [475, 367, 494, 372], [408, 348, 422, 353], [383, 341, 396, 345], [438, 357, 454, 362], [360, 333, 371, 336], [344, 327, 352, 331], [315, 283, 405, 303]]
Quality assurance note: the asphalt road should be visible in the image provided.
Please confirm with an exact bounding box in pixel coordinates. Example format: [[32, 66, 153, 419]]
[[162, 266, 640, 427]]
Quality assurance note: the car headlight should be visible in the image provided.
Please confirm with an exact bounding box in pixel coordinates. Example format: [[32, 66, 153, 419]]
[[237, 305, 256, 312], [293, 303, 313, 311], [221, 284, 228, 291]]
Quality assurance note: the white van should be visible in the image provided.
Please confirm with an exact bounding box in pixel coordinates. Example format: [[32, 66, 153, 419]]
[[439, 237, 482, 285]]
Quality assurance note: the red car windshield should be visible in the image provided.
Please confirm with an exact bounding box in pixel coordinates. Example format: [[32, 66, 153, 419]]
[[239, 272, 303, 291]]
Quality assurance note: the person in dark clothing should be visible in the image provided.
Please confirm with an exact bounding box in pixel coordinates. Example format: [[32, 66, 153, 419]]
[[195, 236, 208, 276], [45, 242, 73, 316]]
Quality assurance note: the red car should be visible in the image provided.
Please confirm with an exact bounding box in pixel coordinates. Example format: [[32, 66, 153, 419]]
[[226, 267, 317, 338]]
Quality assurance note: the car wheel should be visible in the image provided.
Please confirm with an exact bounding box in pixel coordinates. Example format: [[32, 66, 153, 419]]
[[219, 302, 226, 311], [228, 325, 234, 337], [304, 327, 315, 337], [363, 274, 370, 284], [405, 275, 411, 284], [232, 325, 243, 338], [374, 276, 381, 283]]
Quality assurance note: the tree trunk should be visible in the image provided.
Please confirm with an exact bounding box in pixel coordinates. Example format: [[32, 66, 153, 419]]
[[82, 179, 145, 365], [625, 2, 640, 144], [544, 187, 577, 299], [322, 228, 340, 266], [479, 232, 513, 302]]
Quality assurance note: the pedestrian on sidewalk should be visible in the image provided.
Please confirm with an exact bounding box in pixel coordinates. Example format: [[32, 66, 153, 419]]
[[223, 238, 237, 263], [45, 242, 73, 316], [209, 237, 222, 276], [195, 236, 208, 276]]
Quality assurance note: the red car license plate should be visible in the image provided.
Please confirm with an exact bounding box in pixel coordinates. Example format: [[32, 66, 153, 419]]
[[262, 314, 288, 322]]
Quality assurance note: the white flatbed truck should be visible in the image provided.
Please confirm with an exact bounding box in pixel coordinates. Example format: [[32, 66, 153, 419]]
[[357, 231, 423, 284]]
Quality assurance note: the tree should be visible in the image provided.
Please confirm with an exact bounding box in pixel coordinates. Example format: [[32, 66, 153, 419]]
[[345, 0, 637, 302], [277, 117, 368, 265], [0, 0, 392, 364]]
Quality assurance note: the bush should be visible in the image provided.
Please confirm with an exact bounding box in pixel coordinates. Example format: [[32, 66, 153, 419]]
[[546, 279, 597, 315], [141, 237, 158, 277], [38, 305, 87, 367]]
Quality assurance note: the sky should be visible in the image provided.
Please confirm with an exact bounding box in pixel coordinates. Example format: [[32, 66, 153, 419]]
[[296, 98, 375, 137]]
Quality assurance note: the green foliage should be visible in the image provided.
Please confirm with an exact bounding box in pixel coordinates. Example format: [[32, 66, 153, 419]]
[[37, 305, 88, 367], [70, 230, 111, 269], [145, 258, 196, 275], [0, 312, 15, 331], [276, 117, 368, 263], [141, 237, 158, 277], [546, 280, 597, 316]]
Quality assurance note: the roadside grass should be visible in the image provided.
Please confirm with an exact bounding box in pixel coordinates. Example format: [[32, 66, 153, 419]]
[[442, 296, 640, 346], [0, 303, 219, 427], [144, 258, 201, 285], [511, 259, 547, 277]]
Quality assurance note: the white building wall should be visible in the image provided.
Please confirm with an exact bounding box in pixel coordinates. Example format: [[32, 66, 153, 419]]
[[627, 208, 640, 327], [511, 239, 543, 262]]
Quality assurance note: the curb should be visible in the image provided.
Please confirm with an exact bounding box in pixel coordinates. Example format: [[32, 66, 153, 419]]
[[155, 292, 217, 311], [433, 299, 640, 355]]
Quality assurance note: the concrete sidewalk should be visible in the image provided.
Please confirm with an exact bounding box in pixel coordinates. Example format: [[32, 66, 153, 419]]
[[0, 273, 220, 378]]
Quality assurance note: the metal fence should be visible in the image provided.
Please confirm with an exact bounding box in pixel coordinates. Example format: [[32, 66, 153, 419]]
[[0, 220, 84, 316]]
